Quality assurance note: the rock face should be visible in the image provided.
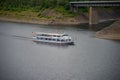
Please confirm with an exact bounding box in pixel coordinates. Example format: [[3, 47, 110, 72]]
[[95, 20, 120, 40]]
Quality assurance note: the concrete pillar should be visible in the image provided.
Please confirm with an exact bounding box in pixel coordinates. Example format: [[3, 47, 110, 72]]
[[89, 6, 92, 25], [89, 7, 99, 26]]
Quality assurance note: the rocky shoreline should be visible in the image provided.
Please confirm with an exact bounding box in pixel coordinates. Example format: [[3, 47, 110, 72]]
[[0, 17, 88, 26]]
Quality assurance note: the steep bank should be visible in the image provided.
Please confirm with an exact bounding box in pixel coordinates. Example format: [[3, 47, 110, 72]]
[[96, 20, 120, 40]]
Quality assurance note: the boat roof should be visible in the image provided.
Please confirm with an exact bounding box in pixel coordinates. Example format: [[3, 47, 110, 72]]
[[35, 32, 67, 36]]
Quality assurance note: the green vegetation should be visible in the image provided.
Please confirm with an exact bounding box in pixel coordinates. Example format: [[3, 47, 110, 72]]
[[0, 0, 80, 21], [0, 0, 67, 11], [0, 0, 75, 19], [0, 0, 89, 13], [1, 0, 117, 13]]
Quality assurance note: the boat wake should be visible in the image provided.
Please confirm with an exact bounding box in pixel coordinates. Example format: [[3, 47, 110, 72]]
[[0, 32, 32, 40]]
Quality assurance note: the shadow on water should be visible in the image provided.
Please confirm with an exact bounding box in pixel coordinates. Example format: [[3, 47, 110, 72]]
[[49, 20, 116, 31], [89, 20, 116, 31]]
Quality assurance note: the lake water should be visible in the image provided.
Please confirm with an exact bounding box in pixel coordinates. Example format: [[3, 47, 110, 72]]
[[0, 21, 120, 80]]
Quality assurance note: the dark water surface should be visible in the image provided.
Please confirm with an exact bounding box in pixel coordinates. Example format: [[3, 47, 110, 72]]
[[0, 21, 120, 80]]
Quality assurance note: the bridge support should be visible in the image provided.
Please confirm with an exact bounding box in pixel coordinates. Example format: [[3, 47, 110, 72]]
[[71, 5, 99, 29], [89, 7, 99, 26]]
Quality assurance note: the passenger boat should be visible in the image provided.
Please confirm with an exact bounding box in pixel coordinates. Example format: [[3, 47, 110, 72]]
[[32, 32, 74, 45]]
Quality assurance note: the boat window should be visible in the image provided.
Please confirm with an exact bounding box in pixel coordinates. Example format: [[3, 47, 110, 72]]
[[53, 39, 56, 41], [61, 39, 64, 42], [41, 34, 44, 36], [57, 39, 60, 41], [45, 38, 48, 40], [40, 37, 43, 39], [53, 35, 56, 37], [41, 34, 48, 36], [48, 38, 52, 40], [57, 35, 61, 37], [63, 34, 68, 36], [37, 37, 40, 39]]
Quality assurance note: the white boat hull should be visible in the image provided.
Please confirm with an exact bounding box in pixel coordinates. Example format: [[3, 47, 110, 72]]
[[32, 37, 74, 45]]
